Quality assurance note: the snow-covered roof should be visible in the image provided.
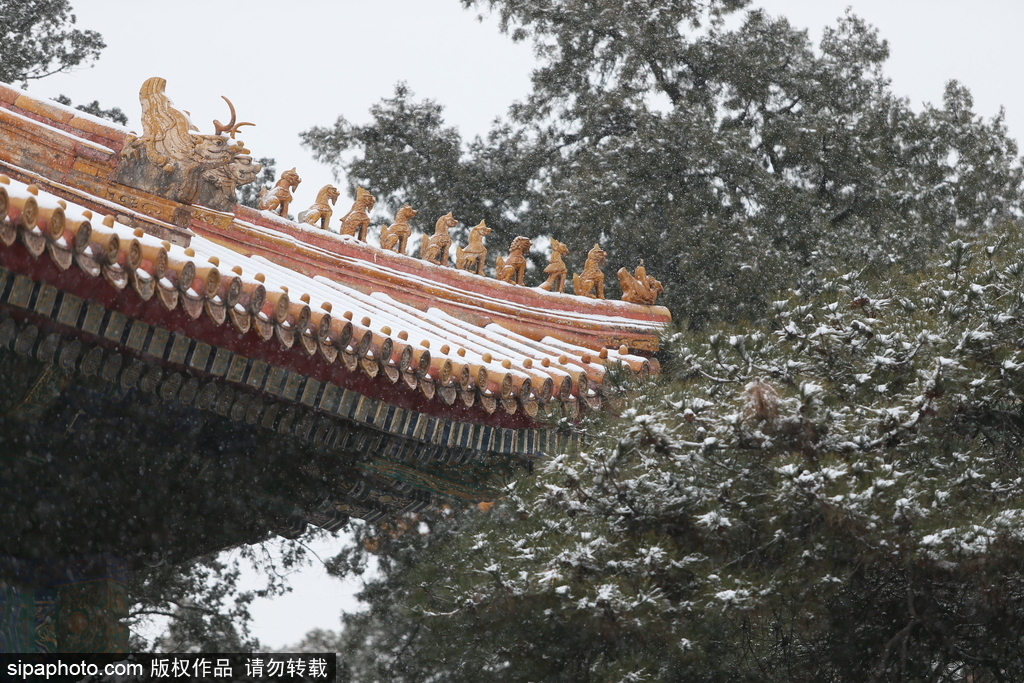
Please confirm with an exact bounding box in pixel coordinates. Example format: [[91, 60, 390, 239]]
[[0, 78, 670, 523], [0, 175, 661, 420]]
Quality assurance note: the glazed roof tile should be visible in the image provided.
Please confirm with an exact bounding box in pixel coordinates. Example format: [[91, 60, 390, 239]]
[[0, 77, 670, 431], [0, 174, 661, 424]]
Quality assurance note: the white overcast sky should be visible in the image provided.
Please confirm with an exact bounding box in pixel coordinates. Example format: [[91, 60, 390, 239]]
[[26, 0, 1024, 649]]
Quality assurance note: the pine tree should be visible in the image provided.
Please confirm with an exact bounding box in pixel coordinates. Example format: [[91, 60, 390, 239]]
[[330, 227, 1024, 681], [301, 2, 1024, 326], [0, 0, 105, 85], [128, 536, 327, 652], [302, 83, 538, 252]]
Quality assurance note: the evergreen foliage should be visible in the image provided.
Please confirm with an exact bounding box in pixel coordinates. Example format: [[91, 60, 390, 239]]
[[129, 554, 260, 652], [129, 537, 326, 652], [0, 0, 105, 85], [329, 232, 1024, 681], [301, 1, 1024, 325], [302, 84, 537, 253], [5, 2, 1021, 665], [296, 4, 1024, 676]]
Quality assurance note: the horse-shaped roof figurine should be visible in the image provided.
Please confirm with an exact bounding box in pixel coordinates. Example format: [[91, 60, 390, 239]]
[[420, 212, 458, 265], [539, 238, 569, 293], [456, 220, 491, 275], [339, 187, 376, 241], [297, 184, 341, 230], [573, 243, 606, 299]]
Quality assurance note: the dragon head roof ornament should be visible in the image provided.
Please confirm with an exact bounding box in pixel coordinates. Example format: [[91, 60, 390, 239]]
[[114, 77, 261, 211]]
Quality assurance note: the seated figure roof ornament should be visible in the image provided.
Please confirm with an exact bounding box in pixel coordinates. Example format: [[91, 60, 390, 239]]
[[258, 167, 301, 217], [619, 262, 664, 305], [420, 212, 457, 265], [339, 187, 375, 240], [539, 238, 569, 293], [496, 236, 533, 285], [573, 243, 607, 299], [380, 205, 418, 255], [455, 220, 491, 275]]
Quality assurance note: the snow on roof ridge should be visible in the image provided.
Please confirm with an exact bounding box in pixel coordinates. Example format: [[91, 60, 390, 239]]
[[230, 211, 667, 325]]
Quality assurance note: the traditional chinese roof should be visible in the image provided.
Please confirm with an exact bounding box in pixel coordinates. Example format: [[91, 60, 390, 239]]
[[0, 79, 669, 563]]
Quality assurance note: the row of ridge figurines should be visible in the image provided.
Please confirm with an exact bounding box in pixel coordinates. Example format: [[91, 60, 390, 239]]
[[259, 176, 663, 306]]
